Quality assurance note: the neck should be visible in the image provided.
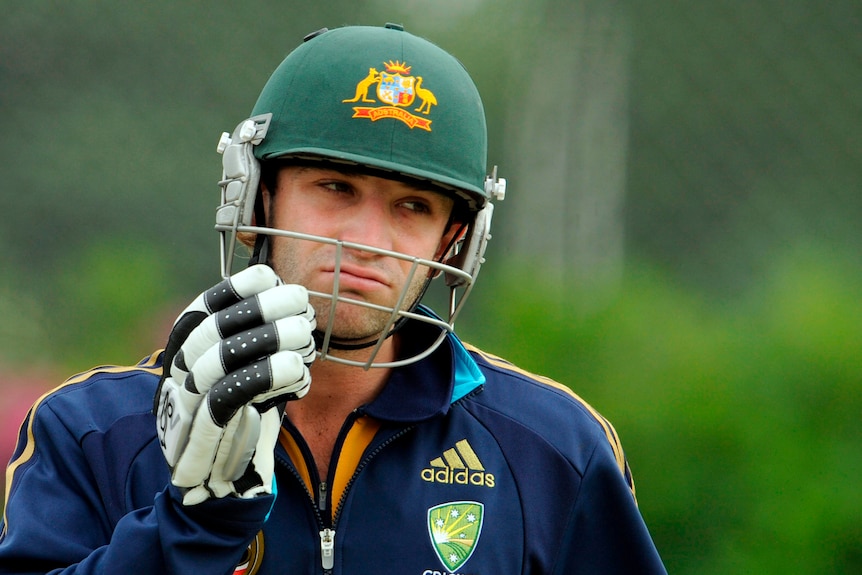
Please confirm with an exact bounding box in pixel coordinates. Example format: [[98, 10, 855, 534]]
[[283, 342, 394, 479], [286, 336, 397, 421]]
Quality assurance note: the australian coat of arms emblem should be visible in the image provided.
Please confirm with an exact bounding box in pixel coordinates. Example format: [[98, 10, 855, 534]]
[[343, 60, 436, 131]]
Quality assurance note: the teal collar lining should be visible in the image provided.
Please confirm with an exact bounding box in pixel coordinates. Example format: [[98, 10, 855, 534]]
[[449, 333, 485, 402]]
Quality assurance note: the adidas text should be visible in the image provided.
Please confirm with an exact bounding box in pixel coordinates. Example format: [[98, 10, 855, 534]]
[[421, 467, 495, 488]]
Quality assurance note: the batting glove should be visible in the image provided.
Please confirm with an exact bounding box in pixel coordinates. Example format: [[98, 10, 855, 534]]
[[154, 264, 315, 505]]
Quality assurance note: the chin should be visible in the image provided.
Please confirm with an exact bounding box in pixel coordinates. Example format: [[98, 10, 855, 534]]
[[314, 301, 392, 340]]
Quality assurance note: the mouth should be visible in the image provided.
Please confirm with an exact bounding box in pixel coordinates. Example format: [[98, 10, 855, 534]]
[[322, 262, 391, 295]]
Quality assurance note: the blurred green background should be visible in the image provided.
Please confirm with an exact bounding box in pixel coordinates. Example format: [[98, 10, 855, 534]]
[[1, 1, 860, 573]]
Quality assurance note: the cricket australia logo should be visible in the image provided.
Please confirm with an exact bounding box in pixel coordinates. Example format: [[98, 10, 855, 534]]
[[342, 60, 436, 131], [421, 439, 496, 488], [428, 501, 484, 572]]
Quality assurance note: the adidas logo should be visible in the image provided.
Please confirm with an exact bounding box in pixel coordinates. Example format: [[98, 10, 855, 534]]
[[421, 439, 496, 488]]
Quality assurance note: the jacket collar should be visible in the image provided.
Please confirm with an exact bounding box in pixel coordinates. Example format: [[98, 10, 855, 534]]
[[362, 307, 484, 423]]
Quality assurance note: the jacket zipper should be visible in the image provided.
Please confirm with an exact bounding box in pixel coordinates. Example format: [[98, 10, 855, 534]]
[[274, 431, 332, 573], [318, 481, 328, 513], [319, 527, 335, 570], [279, 413, 417, 573], [317, 482, 334, 570]]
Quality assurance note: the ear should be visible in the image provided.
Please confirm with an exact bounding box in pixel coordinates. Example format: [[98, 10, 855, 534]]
[[257, 176, 277, 227], [443, 202, 494, 288], [435, 220, 468, 261], [426, 221, 468, 280]]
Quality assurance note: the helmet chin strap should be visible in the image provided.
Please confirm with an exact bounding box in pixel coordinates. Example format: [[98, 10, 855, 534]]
[[248, 197, 270, 267], [311, 329, 385, 351]]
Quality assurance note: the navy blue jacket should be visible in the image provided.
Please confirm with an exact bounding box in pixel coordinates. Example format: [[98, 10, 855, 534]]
[[0, 321, 666, 574]]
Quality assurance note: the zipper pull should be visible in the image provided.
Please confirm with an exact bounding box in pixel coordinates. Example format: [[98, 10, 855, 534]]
[[320, 528, 335, 570], [318, 481, 328, 512]]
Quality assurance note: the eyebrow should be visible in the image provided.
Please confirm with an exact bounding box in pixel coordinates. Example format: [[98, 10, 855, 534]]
[[293, 164, 452, 198]]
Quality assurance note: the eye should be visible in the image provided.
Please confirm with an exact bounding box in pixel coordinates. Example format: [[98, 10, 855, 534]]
[[321, 181, 352, 194], [400, 199, 433, 214]]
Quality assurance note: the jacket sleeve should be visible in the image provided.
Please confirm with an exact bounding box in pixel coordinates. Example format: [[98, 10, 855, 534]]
[[0, 397, 272, 575], [558, 437, 668, 575]]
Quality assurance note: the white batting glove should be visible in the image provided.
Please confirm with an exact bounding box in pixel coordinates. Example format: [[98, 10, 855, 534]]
[[154, 265, 315, 505]]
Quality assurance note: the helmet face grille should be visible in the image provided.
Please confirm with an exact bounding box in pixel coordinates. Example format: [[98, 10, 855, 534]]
[[217, 224, 475, 369], [250, 25, 489, 209]]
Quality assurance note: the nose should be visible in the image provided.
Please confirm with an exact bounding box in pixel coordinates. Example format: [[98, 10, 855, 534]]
[[337, 194, 393, 256]]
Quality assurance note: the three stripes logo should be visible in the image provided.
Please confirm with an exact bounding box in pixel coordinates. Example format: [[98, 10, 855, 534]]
[[421, 439, 496, 488]]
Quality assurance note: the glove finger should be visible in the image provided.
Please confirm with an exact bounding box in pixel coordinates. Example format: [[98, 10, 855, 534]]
[[219, 405, 261, 483], [183, 264, 282, 318], [168, 266, 283, 377], [175, 347, 307, 489], [251, 350, 312, 411], [232, 405, 283, 499], [202, 345, 309, 430], [169, 265, 281, 370], [182, 485, 212, 506], [185, 315, 314, 395], [177, 284, 311, 374], [172, 399, 243, 488], [270, 313, 317, 365]]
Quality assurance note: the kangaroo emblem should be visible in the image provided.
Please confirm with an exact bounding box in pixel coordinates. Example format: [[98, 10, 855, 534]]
[[344, 60, 435, 132], [343, 68, 380, 103], [413, 77, 437, 114]]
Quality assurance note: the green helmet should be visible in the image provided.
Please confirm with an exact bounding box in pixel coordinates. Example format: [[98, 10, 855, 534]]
[[215, 24, 506, 368], [251, 23, 489, 209]]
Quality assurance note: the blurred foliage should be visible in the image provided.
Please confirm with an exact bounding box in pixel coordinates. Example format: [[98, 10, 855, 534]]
[[461, 244, 862, 574], [49, 239, 178, 366], [626, 1, 862, 295], [1, 1, 861, 574]]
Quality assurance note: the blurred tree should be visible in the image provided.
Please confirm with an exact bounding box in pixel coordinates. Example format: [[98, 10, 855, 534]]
[[626, 0, 862, 295], [501, 0, 631, 311]]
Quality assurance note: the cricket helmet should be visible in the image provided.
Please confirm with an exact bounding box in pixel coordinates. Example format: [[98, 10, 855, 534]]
[[215, 24, 505, 368]]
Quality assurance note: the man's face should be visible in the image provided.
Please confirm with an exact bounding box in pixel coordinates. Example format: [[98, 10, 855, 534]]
[[263, 165, 460, 346]]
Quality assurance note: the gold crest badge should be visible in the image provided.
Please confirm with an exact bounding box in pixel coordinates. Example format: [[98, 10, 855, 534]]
[[232, 530, 264, 575], [343, 60, 436, 131]]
